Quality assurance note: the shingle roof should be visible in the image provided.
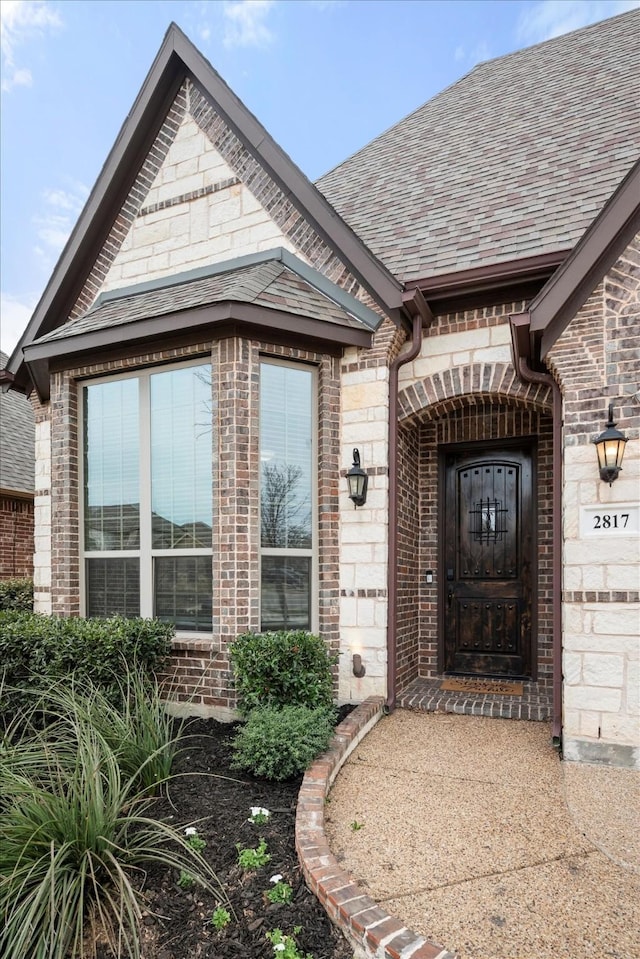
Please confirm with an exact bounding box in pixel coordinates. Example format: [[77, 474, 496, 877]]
[[317, 11, 640, 285], [0, 352, 35, 493], [34, 259, 367, 345]]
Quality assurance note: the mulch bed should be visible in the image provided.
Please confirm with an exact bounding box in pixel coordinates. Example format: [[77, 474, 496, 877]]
[[128, 715, 354, 959]]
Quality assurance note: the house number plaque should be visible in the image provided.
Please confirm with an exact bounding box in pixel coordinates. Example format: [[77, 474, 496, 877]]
[[580, 503, 639, 537]]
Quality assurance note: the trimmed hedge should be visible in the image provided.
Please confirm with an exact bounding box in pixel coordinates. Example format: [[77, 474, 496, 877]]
[[229, 629, 336, 715], [0, 613, 172, 717], [0, 578, 33, 612]]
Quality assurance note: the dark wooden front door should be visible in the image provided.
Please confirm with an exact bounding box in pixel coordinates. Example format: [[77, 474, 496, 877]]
[[442, 445, 534, 677]]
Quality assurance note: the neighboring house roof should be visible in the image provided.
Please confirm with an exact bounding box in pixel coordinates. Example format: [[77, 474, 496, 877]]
[[317, 10, 640, 286], [23, 252, 376, 398], [0, 351, 35, 495]]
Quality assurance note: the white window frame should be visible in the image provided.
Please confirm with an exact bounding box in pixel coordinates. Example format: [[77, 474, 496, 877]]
[[259, 357, 318, 634], [79, 359, 212, 638]]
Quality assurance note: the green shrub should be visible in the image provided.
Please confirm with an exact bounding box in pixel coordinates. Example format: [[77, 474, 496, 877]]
[[0, 678, 230, 959], [0, 613, 172, 719], [0, 578, 33, 612], [231, 704, 335, 780], [229, 630, 336, 715]]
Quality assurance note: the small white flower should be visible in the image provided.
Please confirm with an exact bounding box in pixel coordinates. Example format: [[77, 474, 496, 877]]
[[248, 805, 270, 822], [270, 873, 283, 884], [184, 827, 198, 836], [274, 945, 285, 953]]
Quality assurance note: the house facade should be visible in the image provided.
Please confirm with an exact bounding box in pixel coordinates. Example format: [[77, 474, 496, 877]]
[[6, 12, 639, 767], [0, 351, 35, 580]]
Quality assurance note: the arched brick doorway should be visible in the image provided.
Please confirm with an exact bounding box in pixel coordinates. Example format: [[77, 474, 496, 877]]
[[395, 365, 554, 718]]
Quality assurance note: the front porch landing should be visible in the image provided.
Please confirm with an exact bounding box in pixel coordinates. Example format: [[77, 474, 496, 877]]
[[397, 675, 552, 721]]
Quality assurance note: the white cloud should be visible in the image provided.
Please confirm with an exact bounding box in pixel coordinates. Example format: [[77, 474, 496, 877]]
[[32, 180, 89, 271], [223, 0, 275, 49], [1, 0, 61, 91], [453, 40, 491, 69], [0, 291, 39, 357], [517, 0, 640, 43]]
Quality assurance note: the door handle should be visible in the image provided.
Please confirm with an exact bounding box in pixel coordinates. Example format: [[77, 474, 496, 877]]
[[448, 589, 454, 608]]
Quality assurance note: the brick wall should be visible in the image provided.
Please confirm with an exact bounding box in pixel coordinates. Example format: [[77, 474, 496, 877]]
[[395, 403, 554, 689], [0, 495, 34, 579], [549, 234, 640, 768]]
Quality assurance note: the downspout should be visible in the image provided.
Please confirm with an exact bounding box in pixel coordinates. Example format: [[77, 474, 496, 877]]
[[514, 354, 563, 744], [387, 291, 430, 711]]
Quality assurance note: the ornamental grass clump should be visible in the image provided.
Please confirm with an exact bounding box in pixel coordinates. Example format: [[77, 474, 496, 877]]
[[231, 704, 335, 781], [0, 674, 229, 959]]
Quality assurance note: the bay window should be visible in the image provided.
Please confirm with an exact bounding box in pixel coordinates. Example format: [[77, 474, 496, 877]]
[[259, 360, 315, 631], [82, 362, 212, 632]]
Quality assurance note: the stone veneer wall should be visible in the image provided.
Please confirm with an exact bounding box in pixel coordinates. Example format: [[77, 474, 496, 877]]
[[548, 236, 640, 768], [40, 337, 340, 719], [336, 321, 406, 703]]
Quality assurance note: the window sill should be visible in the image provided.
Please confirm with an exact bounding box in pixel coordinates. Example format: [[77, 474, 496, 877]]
[[171, 633, 220, 655]]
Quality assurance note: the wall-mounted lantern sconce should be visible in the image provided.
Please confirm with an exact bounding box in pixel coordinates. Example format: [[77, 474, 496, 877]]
[[594, 404, 627, 485], [346, 448, 368, 507], [352, 653, 366, 678]]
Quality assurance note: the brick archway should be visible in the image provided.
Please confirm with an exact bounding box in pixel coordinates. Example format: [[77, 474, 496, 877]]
[[394, 360, 555, 708], [398, 361, 553, 425]]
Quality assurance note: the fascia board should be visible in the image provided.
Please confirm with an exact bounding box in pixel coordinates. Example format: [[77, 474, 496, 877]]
[[23, 302, 371, 364]]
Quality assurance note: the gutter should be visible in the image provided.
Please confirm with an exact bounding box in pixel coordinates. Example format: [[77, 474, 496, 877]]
[[386, 291, 431, 711], [510, 315, 563, 743]]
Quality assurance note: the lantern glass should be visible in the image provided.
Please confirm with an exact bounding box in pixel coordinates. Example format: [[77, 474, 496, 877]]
[[594, 405, 627, 485], [346, 449, 368, 507]]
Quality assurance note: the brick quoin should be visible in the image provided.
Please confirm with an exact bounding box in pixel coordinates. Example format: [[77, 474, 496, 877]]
[[295, 698, 456, 959]]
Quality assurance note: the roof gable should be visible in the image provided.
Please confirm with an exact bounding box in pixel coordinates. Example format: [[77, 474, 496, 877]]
[[530, 159, 640, 359], [317, 9, 640, 287], [8, 22, 402, 393]]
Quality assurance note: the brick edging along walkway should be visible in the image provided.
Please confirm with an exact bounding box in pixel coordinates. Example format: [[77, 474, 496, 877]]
[[295, 697, 456, 959]]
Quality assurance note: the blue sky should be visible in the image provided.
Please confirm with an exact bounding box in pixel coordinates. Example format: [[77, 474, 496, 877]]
[[1, 0, 637, 357]]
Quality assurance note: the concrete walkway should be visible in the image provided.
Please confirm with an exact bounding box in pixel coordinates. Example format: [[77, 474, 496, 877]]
[[325, 710, 640, 959]]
